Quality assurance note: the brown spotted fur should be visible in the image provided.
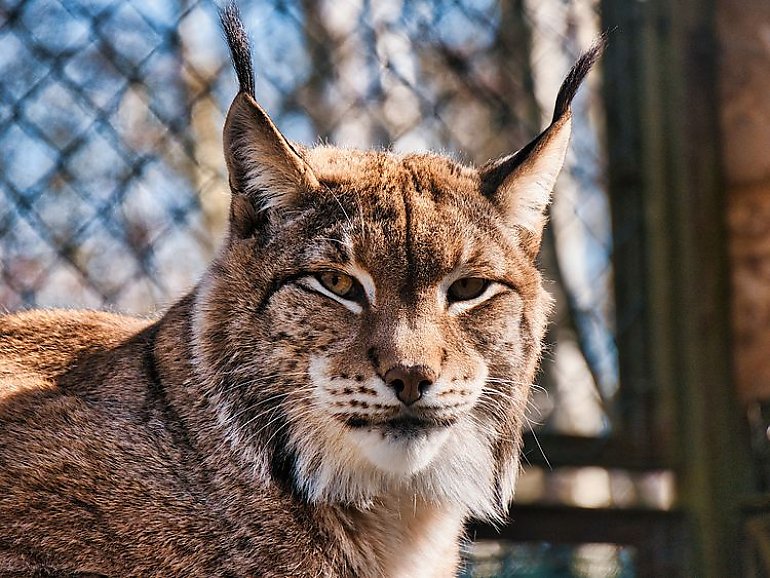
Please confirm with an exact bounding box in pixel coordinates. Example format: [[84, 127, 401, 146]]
[[0, 7, 602, 577]]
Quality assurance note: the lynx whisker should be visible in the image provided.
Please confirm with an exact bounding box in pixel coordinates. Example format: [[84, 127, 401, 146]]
[[227, 385, 317, 424], [466, 413, 503, 440], [263, 405, 327, 449], [236, 406, 290, 440], [524, 400, 547, 423], [485, 377, 548, 399], [219, 374, 309, 394], [523, 414, 552, 470], [227, 398, 287, 424], [316, 236, 348, 248]]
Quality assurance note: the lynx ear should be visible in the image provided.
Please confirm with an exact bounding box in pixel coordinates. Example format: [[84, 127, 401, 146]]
[[220, 3, 319, 215], [481, 40, 604, 248], [481, 116, 573, 234], [223, 93, 319, 210]]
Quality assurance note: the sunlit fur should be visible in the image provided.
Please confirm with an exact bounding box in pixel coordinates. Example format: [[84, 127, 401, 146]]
[[0, 7, 601, 574], [193, 148, 551, 525]]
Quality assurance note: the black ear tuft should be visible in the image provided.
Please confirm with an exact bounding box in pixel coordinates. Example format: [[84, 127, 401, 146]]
[[482, 35, 607, 199], [479, 36, 606, 246], [551, 35, 606, 123], [220, 3, 255, 97]]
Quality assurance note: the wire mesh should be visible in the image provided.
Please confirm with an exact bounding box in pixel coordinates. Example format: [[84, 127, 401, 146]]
[[0, 0, 615, 436]]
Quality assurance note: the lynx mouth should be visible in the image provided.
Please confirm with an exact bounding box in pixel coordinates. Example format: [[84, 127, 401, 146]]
[[345, 414, 457, 433], [345, 413, 457, 475]]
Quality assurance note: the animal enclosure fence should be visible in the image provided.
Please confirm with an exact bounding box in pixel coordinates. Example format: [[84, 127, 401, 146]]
[[0, 0, 614, 438], [0, 0, 674, 575]]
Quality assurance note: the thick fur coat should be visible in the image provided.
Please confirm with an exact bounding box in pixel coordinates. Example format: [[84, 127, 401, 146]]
[[0, 7, 601, 577]]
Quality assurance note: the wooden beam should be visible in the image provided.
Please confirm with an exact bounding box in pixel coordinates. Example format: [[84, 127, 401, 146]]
[[521, 432, 670, 470], [470, 505, 690, 577]]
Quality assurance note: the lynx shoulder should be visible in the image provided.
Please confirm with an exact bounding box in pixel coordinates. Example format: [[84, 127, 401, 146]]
[[0, 6, 602, 577]]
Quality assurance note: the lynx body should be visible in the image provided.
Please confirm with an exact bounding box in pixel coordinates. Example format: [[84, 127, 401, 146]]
[[0, 7, 601, 577]]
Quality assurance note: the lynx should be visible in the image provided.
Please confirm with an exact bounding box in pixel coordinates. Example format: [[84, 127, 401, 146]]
[[0, 6, 601, 577]]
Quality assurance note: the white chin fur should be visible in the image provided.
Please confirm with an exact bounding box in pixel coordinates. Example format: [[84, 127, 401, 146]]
[[289, 415, 512, 522], [292, 354, 512, 520], [348, 427, 451, 476]]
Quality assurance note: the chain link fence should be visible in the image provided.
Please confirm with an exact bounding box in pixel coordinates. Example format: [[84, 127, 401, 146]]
[[0, 0, 614, 437]]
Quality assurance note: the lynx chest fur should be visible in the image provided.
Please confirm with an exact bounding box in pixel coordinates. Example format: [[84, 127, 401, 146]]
[[0, 7, 601, 577]]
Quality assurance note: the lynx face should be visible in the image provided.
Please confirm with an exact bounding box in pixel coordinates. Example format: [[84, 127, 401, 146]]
[[194, 148, 548, 520], [191, 8, 599, 523]]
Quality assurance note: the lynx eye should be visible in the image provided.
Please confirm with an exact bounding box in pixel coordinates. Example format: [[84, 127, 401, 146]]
[[447, 277, 489, 302], [317, 272, 356, 299]]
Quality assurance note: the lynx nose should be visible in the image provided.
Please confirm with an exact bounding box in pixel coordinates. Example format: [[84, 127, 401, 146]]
[[384, 365, 436, 406]]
